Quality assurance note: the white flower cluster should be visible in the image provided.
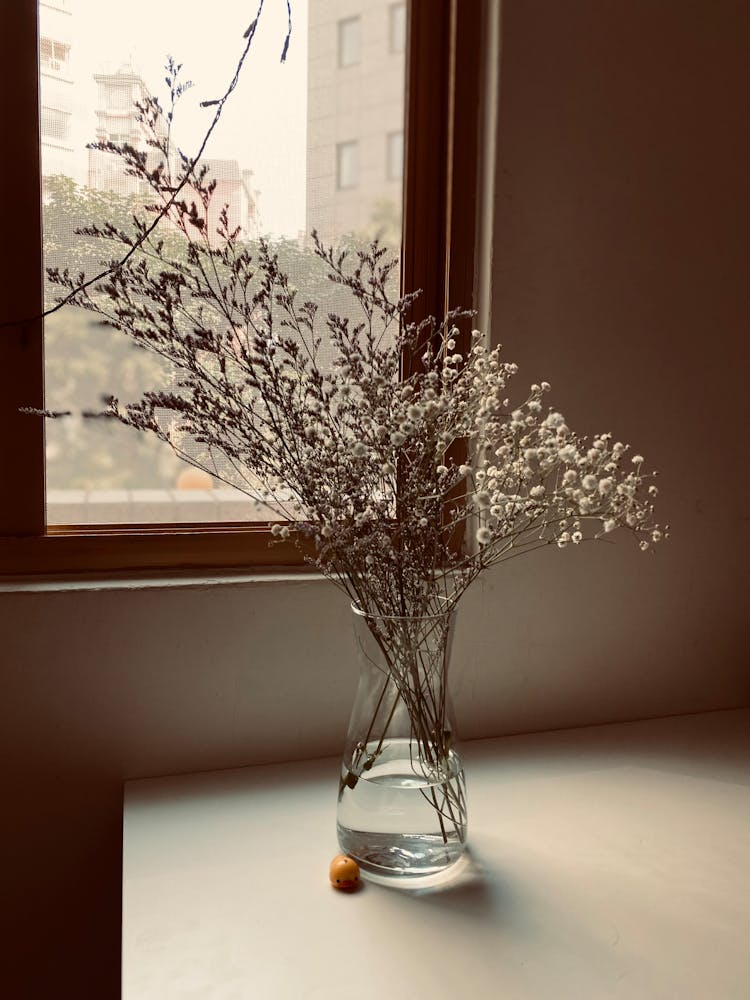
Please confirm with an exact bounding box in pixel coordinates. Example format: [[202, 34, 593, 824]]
[[85, 233, 665, 619]]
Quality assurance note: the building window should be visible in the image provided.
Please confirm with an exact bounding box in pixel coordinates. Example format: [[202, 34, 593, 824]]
[[338, 16, 360, 68], [40, 106, 71, 143], [336, 140, 359, 189], [111, 83, 133, 110], [387, 131, 403, 181], [389, 3, 406, 54], [40, 37, 70, 72]]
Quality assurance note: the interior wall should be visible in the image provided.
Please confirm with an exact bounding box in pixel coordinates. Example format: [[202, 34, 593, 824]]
[[488, 0, 750, 722], [2, 1, 750, 993]]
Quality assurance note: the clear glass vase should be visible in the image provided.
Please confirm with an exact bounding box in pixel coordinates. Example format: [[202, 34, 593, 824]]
[[337, 603, 468, 880]]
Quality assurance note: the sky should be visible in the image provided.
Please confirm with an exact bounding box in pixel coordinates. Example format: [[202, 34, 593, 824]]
[[68, 0, 309, 238]]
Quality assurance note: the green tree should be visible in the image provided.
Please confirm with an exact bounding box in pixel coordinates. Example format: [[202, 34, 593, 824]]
[[43, 176, 390, 491]]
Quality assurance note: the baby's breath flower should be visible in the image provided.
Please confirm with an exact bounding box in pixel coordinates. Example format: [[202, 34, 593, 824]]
[[545, 411, 565, 429], [73, 207, 664, 638]]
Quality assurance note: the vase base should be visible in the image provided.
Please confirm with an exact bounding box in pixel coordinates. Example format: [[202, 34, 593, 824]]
[[337, 825, 466, 880]]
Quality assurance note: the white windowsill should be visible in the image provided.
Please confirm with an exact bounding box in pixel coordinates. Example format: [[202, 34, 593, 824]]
[[122, 708, 750, 1000]]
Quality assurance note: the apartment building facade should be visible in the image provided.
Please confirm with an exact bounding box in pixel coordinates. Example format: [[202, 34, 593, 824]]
[[305, 0, 407, 247]]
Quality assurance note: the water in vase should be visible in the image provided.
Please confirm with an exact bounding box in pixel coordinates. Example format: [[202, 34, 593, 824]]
[[337, 738, 467, 877]]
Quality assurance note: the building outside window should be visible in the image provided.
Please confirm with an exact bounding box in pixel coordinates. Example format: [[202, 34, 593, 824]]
[[387, 130, 403, 181], [338, 16, 360, 68], [336, 140, 359, 189], [389, 2, 406, 54]]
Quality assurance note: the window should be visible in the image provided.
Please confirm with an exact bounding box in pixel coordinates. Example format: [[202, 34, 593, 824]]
[[386, 130, 403, 181], [104, 82, 133, 110], [40, 37, 70, 72], [336, 140, 359, 189], [0, 0, 484, 575], [389, 3, 407, 54], [40, 106, 71, 143], [338, 16, 360, 68]]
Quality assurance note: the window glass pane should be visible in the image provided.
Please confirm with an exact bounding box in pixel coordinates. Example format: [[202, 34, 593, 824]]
[[41, 106, 71, 142], [389, 2, 407, 53], [336, 140, 359, 189], [387, 130, 403, 181], [41, 0, 406, 525], [338, 16, 360, 67]]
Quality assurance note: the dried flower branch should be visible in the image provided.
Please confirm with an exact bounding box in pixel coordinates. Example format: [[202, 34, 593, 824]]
[[45, 72, 666, 622], [2, 0, 290, 332], [38, 35, 668, 860]]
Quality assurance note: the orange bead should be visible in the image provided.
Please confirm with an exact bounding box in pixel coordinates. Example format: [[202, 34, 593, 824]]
[[329, 854, 361, 891]]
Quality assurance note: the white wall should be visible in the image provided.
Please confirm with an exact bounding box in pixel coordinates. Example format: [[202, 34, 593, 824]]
[[487, 0, 750, 735], [2, 548, 746, 784]]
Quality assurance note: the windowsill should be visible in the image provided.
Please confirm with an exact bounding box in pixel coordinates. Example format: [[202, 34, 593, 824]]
[[122, 708, 750, 999], [0, 566, 321, 593]]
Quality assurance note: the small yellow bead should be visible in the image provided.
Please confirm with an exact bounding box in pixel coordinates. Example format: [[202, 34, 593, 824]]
[[329, 854, 361, 892]]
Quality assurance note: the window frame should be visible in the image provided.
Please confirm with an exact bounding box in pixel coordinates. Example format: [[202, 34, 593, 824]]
[[0, 0, 484, 577]]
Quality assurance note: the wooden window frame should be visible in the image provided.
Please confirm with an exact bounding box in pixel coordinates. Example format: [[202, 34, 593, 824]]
[[0, 0, 484, 577]]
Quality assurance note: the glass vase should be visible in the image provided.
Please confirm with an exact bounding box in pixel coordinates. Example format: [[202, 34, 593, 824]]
[[336, 603, 468, 880]]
